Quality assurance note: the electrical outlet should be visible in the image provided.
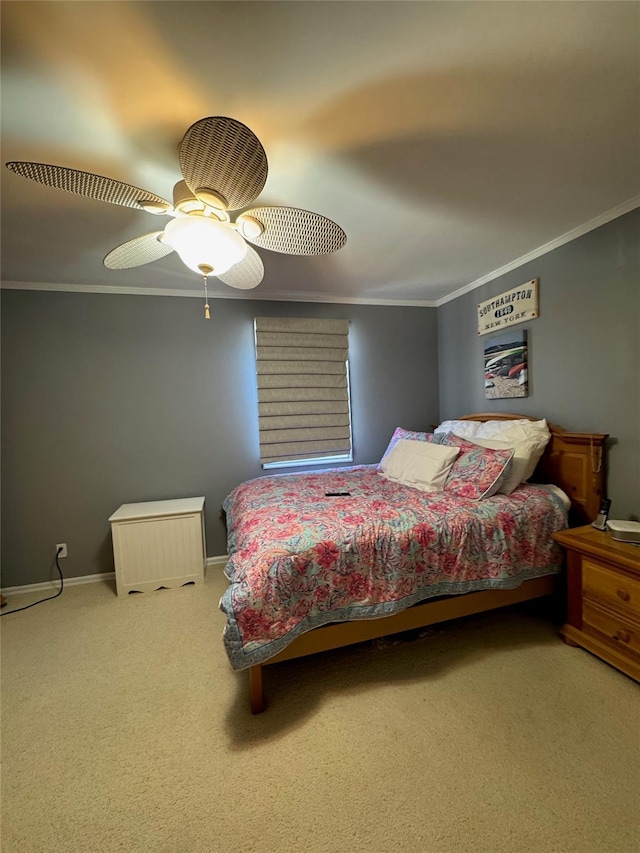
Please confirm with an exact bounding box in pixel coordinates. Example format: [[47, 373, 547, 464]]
[[56, 543, 68, 558]]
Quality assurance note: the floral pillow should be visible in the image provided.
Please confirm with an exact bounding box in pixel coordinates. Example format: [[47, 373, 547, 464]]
[[437, 433, 514, 500], [378, 427, 437, 470]]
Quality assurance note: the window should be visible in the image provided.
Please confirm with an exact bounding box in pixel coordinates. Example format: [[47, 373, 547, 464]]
[[254, 317, 352, 468]]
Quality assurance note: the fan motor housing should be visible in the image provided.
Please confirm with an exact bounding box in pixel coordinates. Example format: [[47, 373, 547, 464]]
[[172, 180, 228, 220]]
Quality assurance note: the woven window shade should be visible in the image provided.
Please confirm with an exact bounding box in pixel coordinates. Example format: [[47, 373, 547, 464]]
[[255, 317, 352, 464]]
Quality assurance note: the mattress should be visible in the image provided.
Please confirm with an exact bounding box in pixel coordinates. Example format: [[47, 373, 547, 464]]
[[220, 465, 568, 670]]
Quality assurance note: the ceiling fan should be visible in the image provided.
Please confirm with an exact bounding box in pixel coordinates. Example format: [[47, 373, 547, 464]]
[[5, 116, 347, 317]]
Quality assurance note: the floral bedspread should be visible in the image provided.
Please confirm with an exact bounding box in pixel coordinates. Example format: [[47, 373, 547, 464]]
[[220, 465, 567, 670]]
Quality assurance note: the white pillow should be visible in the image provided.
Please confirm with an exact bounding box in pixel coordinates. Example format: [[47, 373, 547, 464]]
[[380, 439, 460, 492], [434, 419, 482, 439], [435, 418, 548, 441], [472, 433, 550, 494], [476, 418, 549, 439]]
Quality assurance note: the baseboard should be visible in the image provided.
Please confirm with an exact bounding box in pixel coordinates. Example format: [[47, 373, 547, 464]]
[[206, 555, 228, 571], [1, 572, 116, 596], [1, 555, 229, 596]]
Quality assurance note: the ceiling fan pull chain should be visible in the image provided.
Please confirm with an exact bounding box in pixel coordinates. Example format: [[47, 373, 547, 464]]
[[203, 274, 211, 319]]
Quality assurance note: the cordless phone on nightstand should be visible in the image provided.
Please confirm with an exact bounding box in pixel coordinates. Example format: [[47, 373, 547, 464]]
[[592, 498, 611, 531]]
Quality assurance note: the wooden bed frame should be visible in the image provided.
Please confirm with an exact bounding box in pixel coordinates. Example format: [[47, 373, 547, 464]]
[[246, 414, 608, 713]]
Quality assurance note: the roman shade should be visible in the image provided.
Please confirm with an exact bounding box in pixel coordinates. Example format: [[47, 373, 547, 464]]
[[254, 317, 352, 465]]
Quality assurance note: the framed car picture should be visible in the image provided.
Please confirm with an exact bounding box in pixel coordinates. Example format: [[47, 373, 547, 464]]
[[483, 330, 528, 399]]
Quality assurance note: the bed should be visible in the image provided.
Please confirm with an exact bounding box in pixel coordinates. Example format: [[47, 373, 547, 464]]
[[220, 414, 607, 713]]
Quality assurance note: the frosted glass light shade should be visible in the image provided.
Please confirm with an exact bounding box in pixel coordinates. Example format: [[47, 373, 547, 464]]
[[164, 215, 247, 275]]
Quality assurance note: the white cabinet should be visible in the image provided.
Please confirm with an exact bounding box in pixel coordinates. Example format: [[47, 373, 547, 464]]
[[109, 497, 206, 596]]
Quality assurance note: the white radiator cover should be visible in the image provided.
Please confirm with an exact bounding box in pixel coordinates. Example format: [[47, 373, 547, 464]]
[[109, 497, 206, 596]]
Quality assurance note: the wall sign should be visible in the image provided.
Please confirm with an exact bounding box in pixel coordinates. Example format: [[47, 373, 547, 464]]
[[477, 279, 538, 336]]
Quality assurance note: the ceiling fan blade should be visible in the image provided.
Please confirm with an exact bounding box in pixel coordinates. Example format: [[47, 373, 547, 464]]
[[178, 117, 268, 212], [237, 207, 347, 255], [216, 245, 264, 290], [5, 162, 172, 214], [103, 232, 174, 269]]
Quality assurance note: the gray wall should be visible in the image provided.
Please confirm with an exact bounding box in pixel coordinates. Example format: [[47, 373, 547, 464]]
[[438, 208, 640, 519], [3, 209, 638, 588], [1, 293, 438, 586]]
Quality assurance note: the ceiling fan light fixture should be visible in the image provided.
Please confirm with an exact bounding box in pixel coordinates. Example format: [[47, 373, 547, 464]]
[[163, 214, 247, 276]]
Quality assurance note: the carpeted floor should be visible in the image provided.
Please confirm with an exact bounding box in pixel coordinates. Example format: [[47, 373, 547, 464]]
[[1, 571, 639, 853]]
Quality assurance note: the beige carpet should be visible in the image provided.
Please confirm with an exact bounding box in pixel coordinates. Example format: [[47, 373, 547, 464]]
[[1, 571, 639, 853]]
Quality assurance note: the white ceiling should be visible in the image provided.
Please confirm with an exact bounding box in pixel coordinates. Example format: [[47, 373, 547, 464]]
[[1, 1, 638, 306]]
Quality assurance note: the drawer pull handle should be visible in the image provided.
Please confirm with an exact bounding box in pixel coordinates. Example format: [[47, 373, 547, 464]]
[[616, 589, 631, 602], [612, 631, 630, 644]]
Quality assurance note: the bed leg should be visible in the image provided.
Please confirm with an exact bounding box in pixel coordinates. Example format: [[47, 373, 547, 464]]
[[249, 665, 265, 714]]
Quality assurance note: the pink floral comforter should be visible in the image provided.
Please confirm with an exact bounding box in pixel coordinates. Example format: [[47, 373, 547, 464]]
[[220, 465, 567, 670]]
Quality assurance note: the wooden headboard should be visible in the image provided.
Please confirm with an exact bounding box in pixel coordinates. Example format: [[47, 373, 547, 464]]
[[458, 414, 608, 526]]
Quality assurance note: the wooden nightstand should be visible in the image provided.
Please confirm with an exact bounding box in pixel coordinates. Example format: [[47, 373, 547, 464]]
[[553, 524, 640, 681]]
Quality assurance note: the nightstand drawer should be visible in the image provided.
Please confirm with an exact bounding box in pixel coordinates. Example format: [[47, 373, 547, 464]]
[[583, 559, 640, 618], [583, 601, 640, 658]]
